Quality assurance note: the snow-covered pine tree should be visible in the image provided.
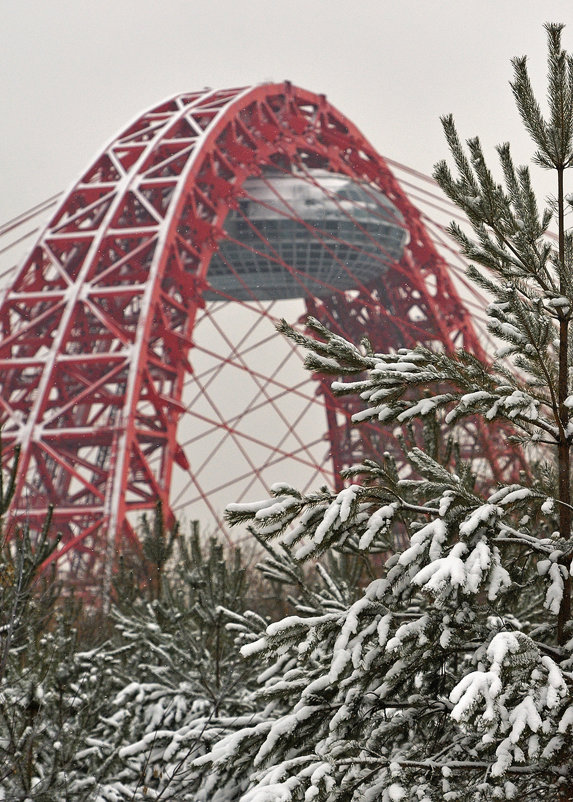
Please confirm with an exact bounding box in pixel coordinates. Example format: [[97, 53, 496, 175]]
[[0, 445, 117, 800], [80, 526, 270, 801], [0, 613, 120, 801], [189, 24, 573, 801]]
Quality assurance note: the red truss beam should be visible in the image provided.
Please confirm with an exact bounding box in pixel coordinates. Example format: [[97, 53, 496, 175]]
[[0, 83, 524, 585]]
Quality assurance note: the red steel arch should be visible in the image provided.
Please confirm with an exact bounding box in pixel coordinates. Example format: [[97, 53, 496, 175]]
[[0, 83, 518, 582]]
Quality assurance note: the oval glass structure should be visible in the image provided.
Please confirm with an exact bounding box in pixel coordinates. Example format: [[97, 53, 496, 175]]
[[206, 169, 409, 300]]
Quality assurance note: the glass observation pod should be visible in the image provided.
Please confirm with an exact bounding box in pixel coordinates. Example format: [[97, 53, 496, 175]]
[[205, 168, 410, 301]]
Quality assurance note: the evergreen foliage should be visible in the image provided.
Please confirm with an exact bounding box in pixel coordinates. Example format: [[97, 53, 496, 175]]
[[0, 449, 109, 800], [76, 524, 270, 801], [0, 614, 117, 801], [188, 24, 573, 801]]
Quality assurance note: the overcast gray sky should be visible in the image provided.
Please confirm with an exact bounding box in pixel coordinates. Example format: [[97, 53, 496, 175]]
[[2, 0, 573, 226]]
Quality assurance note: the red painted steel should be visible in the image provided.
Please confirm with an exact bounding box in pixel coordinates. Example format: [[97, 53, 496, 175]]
[[0, 83, 522, 584]]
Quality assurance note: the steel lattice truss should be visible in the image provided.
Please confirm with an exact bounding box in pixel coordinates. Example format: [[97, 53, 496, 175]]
[[0, 83, 524, 582]]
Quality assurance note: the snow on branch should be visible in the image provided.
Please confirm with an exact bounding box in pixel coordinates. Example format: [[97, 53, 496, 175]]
[[449, 631, 569, 777]]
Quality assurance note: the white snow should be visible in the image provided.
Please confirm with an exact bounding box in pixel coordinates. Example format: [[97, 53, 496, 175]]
[[545, 296, 570, 308], [486, 631, 521, 671], [398, 519, 447, 567], [541, 656, 567, 708], [377, 613, 392, 647], [359, 504, 397, 550], [412, 542, 468, 594], [444, 391, 492, 424], [226, 499, 281, 514], [386, 614, 429, 652], [387, 783, 406, 801], [488, 319, 527, 343], [459, 504, 499, 537], [438, 491, 454, 517], [254, 705, 320, 766], [397, 393, 451, 421], [463, 540, 491, 594], [254, 497, 299, 520], [486, 551, 512, 600], [328, 648, 351, 682], [508, 696, 541, 743], [545, 563, 565, 614], [558, 706, 573, 733], [241, 783, 293, 802], [383, 361, 420, 372], [337, 485, 360, 523], [541, 498, 555, 514], [450, 670, 502, 722], [497, 488, 532, 505]]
